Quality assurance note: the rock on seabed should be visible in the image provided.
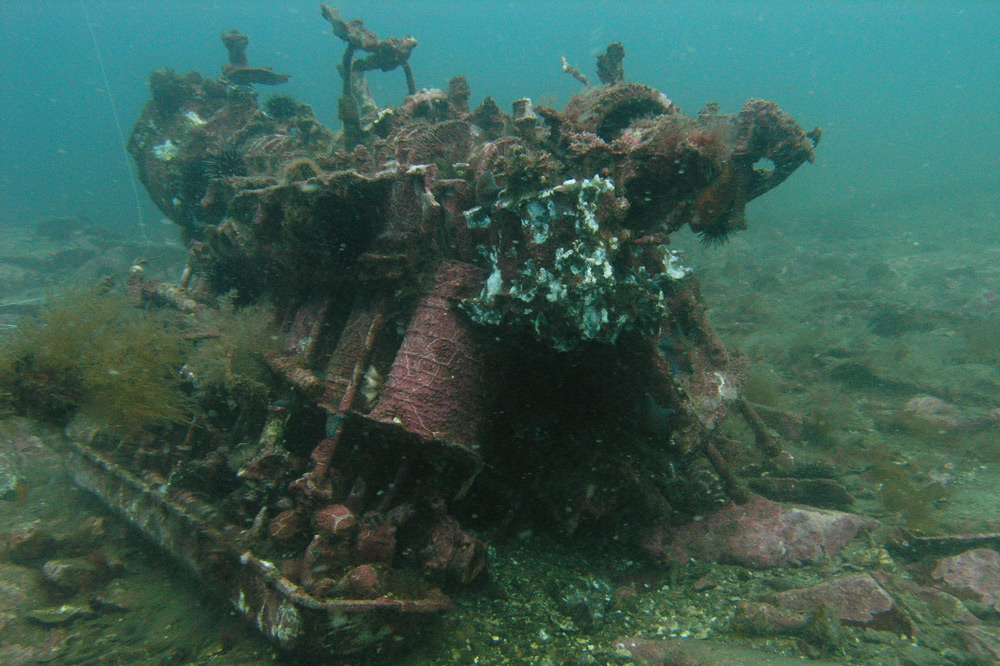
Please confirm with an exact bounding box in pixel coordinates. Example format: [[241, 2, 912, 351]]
[[643, 494, 878, 568]]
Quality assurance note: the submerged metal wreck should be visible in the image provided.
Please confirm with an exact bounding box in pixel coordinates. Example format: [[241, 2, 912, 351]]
[[67, 6, 819, 659]]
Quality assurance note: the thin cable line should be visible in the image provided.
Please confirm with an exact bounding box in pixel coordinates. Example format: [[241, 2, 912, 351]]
[[80, 0, 149, 244]]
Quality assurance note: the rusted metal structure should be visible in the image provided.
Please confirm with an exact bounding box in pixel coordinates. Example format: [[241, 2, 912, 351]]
[[64, 7, 819, 659]]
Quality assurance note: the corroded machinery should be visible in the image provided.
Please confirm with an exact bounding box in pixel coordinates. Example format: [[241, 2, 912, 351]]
[[67, 6, 818, 659]]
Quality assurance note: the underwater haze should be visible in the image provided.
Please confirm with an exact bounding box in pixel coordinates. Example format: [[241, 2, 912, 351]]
[[4, 3, 1000, 666], [2, 1, 998, 236]]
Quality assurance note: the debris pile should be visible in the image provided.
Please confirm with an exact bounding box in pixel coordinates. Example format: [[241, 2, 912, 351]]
[[77, 6, 820, 658]]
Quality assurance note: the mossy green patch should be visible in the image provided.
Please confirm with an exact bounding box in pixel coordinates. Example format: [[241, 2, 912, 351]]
[[867, 448, 951, 533], [183, 296, 280, 408], [0, 287, 188, 433]]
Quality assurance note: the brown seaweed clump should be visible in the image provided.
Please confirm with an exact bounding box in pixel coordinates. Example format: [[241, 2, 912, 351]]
[[0, 287, 188, 433], [866, 446, 952, 532]]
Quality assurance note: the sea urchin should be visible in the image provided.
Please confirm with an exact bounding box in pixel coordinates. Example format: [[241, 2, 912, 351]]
[[203, 145, 247, 180], [697, 220, 735, 246], [265, 94, 299, 121]]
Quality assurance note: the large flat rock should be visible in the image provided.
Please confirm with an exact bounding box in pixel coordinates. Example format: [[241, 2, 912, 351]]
[[644, 494, 877, 568]]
